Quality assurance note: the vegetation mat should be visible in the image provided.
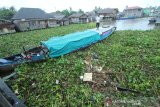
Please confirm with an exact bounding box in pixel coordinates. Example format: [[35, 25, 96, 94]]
[[0, 23, 160, 106]]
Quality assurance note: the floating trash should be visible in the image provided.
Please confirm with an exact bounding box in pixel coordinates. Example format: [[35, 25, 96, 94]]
[[80, 76, 84, 80], [56, 80, 59, 84], [83, 73, 93, 82], [31, 83, 36, 87], [15, 89, 19, 94], [92, 52, 99, 60], [94, 66, 103, 72]]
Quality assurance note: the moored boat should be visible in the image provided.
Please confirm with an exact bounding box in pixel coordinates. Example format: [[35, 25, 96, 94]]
[[117, 16, 136, 20], [0, 26, 116, 73], [149, 18, 156, 24]]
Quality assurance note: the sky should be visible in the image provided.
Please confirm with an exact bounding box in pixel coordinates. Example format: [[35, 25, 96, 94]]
[[0, 0, 159, 13]]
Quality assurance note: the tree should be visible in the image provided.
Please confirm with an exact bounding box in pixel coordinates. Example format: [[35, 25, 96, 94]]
[[55, 10, 62, 14], [9, 6, 16, 12], [69, 7, 72, 13], [0, 6, 16, 20], [78, 9, 84, 14], [93, 6, 101, 13], [61, 9, 70, 16], [69, 7, 76, 15]]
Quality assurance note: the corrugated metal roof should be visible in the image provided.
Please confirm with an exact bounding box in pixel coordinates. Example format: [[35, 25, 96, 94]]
[[48, 12, 67, 20], [69, 13, 88, 19], [69, 13, 83, 18], [12, 8, 48, 20]]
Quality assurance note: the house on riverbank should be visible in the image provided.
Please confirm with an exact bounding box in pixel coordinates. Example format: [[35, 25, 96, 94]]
[[123, 6, 143, 18], [155, 18, 160, 29], [155, 6, 160, 16], [12, 8, 49, 31], [69, 13, 88, 23], [97, 8, 119, 21], [86, 11, 96, 22], [48, 12, 69, 26], [0, 19, 15, 35], [12, 8, 64, 32], [143, 7, 156, 17]]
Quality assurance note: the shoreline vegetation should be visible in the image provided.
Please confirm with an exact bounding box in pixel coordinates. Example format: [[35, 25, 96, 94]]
[[0, 23, 160, 106]]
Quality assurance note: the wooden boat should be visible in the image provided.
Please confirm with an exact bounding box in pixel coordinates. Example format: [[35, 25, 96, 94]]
[[0, 47, 47, 72], [0, 78, 26, 107], [149, 18, 156, 24], [0, 26, 116, 72]]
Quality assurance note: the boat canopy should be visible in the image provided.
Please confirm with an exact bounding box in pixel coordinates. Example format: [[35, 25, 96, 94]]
[[41, 30, 101, 58]]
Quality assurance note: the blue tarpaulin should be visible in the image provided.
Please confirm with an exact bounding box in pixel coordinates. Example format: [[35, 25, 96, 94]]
[[41, 30, 100, 58]]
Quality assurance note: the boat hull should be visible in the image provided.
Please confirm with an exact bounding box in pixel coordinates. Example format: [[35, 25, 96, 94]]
[[0, 27, 116, 73], [149, 18, 156, 24], [117, 17, 136, 20], [0, 47, 46, 73], [42, 26, 116, 58]]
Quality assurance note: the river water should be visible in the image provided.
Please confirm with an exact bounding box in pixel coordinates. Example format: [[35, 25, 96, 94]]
[[101, 17, 156, 31]]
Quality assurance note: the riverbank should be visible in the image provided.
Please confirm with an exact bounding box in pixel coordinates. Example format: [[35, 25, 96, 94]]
[[0, 23, 159, 106], [102, 17, 155, 30]]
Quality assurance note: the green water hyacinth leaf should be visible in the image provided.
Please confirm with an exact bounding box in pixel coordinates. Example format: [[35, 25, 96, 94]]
[[1, 23, 160, 106]]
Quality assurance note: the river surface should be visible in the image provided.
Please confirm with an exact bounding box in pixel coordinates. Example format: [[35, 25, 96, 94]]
[[101, 17, 156, 31]]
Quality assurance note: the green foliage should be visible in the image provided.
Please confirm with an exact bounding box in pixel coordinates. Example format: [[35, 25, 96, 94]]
[[78, 9, 84, 14], [61, 9, 70, 16], [56, 7, 84, 16], [93, 6, 101, 13], [0, 6, 16, 20], [1, 24, 160, 106]]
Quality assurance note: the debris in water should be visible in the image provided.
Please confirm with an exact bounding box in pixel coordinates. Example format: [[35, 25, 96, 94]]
[[94, 66, 103, 72], [56, 80, 59, 84], [83, 73, 92, 82], [80, 76, 84, 80], [15, 89, 19, 94], [92, 52, 99, 60]]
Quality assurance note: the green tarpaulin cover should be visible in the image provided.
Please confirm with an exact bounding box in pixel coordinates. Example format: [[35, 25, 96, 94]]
[[41, 30, 100, 58]]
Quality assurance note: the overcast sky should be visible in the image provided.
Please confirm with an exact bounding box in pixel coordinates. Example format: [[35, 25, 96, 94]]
[[0, 0, 159, 13]]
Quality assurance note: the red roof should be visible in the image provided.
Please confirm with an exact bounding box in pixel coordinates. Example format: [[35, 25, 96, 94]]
[[126, 6, 142, 10]]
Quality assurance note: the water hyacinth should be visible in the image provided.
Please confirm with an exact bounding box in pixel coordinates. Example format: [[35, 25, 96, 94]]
[[0, 23, 159, 106]]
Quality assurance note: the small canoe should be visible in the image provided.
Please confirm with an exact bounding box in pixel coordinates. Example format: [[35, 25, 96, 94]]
[[0, 26, 116, 72]]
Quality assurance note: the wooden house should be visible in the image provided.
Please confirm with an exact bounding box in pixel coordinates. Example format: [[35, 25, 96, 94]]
[[86, 11, 96, 22], [155, 17, 160, 29], [69, 13, 88, 24], [143, 7, 156, 17], [12, 8, 49, 31], [123, 6, 143, 18], [154, 6, 160, 16], [97, 8, 119, 21], [46, 14, 60, 28], [48, 12, 69, 26], [0, 19, 15, 35]]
